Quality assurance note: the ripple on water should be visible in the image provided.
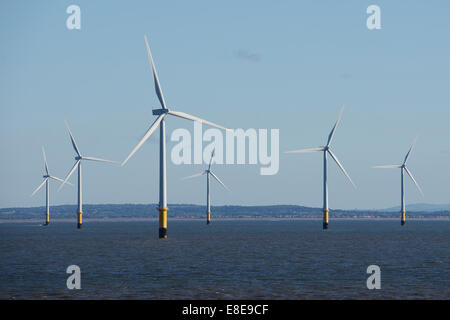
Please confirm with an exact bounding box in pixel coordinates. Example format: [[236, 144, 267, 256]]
[[0, 220, 449, 299]]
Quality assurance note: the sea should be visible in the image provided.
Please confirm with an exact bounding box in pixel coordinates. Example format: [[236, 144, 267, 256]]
[[0, 219, 449, 299]]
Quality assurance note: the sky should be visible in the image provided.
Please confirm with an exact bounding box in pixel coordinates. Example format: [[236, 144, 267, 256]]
[[1, 0, 449, 210]]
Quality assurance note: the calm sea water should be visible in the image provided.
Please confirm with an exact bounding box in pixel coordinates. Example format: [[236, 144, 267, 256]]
[[0, 219, 449, 299]]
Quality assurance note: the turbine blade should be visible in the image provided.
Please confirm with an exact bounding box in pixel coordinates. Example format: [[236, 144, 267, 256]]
[[284, 147, 325, 154], [42, 147, 49, 175], [121, 114, 166, 166], [50, 176, 73, 186], [58, 160, 80, 191], [168, 110, 227, 131], [83, 157, 120, 164], [327, 105, 345, 147], [209, 171, 230, 191], [372, 165, 402, 169], [181, 171, 206, 180], [31, 178, 48, 197], [404, 166, 424, 196], [403, 136, 418, 165], [144, 35, 167, 109], [327, 149, 356, 188], [208, 149, 215, 170], [65, 121, 81, 157]]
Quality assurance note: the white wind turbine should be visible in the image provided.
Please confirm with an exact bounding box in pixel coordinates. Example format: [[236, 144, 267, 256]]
[[121, 36, 228, 239], [31, 147, 72, 226], [59, 121, 119, 229], [285, 106, 356, 229], [182, 149, 230, 224], [373, 137, 423, 226]]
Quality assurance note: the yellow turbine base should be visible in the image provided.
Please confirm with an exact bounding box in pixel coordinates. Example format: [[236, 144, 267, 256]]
[[207, 211, 211, 224], [77, 211, 83, 228], [45, 213, 49, 224], [158, 207, 168, 239], [401, 211, 406, 226], [323, 210, 329, 224], [323, 209, 329, 229]]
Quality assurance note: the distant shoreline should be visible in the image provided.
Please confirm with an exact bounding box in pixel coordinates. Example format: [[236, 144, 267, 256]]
[[1, 217, 449, 223], [2, 204, 449, 223]]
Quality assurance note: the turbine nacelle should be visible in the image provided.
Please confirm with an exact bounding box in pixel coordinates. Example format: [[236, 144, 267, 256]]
[[152, 108, 170, 115]]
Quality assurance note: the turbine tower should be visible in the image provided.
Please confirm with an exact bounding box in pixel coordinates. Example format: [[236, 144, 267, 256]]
[[31, 147, 71, 226], [59, 121, 118, 229], [373, 137, 423, 226], [121, 36, 228, 239], [285, 106, 356, 229], [182, 150, 230, 224]]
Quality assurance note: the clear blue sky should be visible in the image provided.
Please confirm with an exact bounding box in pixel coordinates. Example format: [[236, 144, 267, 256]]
[[1, 0, 449, 210]]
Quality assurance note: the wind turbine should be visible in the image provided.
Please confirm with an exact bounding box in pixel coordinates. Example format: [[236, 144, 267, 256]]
[[59, 121, 118, 229], [373, 137, 423, 226], [182, 150, 230, 224], [121, 35, 228, 239], [31, 147, 71, 226], [285, 106, 356, 230]]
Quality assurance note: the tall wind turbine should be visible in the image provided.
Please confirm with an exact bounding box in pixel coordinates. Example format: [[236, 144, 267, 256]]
[[31, 147, 71, 226], [182, 150, 230, 224], [285, 106, 356, 230], [59, 121, 118, 229], [121, 35, 228, 239], [373, 137, 423, 226]]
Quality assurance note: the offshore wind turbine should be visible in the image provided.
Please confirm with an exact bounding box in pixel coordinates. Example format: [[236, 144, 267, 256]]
[[59, 121, 118, 229], [31, 147, 71, 226], [121, 35, 228, 239], [182, 150, 230, 225], [285, 106, 356, 230], [373, 137, 423, 226]]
